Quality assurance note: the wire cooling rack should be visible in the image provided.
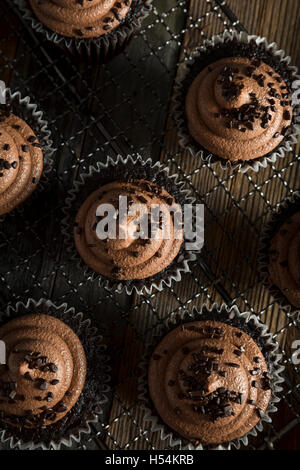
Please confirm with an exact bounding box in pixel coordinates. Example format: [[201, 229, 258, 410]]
[[0, 0, 299, 450]]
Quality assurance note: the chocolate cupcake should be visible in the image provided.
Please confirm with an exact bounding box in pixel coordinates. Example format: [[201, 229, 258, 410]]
[[62, 155, 202, 295], [0, 314, 86, 427], [13, 0, 152, 61], [0, 299, 110, 449], [139, 304, 284, 449], [259, 192, 300, 315], [174, 31, 300, 172], [268, 213, 300, 308], [0, 88, 53, 217], [74, 180, 183, 281]]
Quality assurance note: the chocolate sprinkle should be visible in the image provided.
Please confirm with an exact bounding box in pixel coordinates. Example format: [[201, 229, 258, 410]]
[[225, 362, 240, 368]]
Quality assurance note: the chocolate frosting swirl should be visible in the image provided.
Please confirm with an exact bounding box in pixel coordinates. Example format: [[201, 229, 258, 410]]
[[29, 0, 133, 38], [268, 212, 300, 308], [0, 314, 86, 428], [148, 321, 271, 445], [186, 57, 293, 161], [0, 112, 43, 216], [74, 180, 183, 280]]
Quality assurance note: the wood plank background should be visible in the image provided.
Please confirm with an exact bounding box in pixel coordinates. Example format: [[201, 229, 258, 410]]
[[0, 0, 299, 451]]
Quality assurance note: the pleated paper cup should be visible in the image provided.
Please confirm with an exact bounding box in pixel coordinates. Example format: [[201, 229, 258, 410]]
[[258, 191, 300, 318]]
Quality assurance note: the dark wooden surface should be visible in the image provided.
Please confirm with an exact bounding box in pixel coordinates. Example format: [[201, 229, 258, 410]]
[[0, 0, 299, 450]]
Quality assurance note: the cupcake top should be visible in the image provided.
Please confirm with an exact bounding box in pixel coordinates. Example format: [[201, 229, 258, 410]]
[[29, 0, 133, 38], [0, 110, 43, 216], [74, 179, 184, 280], [148, 320, 272, 445], [268, 211, 300, 308], [0, 314, 86, 428], [186, 57, 293, 161]]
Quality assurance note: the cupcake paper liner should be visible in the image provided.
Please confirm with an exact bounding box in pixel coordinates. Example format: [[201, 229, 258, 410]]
[[173, 30, 300, 173], [0, 298, 111, 450], [258, 191, 300, 319], [62, 154, 203, 296], [0, 87, 55, 221], [138, 303, 284, 450], [12, 0, 153, 62]]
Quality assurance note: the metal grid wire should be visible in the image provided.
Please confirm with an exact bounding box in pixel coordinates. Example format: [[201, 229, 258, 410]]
[[0, 0, 299, 450]]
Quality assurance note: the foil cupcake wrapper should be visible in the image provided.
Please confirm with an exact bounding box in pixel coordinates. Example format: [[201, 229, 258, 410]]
[[0, 298, 111, 450], [138, 303, 284, 450], [12, 0, 152, 61], [0, 87, 55, 221], [62, 154, 202, 296], [258, 191, 300, 318], [173, 30, 300, 173]]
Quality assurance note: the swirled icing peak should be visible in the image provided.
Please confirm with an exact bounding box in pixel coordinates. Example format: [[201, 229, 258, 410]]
[[29, 0, 133, 38], [148, 320, 271, 445], [0, 314, 86, 428], [186, 57, 293, 161], [74, 180, 184, 280]]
